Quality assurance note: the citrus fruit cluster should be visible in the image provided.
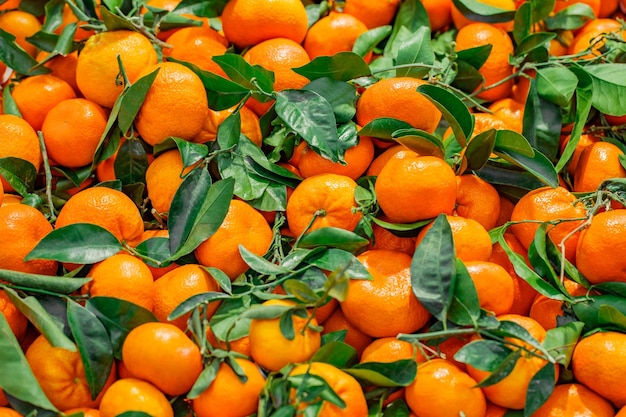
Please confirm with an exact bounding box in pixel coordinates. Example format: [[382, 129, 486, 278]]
[[0, 0, 626, 416]]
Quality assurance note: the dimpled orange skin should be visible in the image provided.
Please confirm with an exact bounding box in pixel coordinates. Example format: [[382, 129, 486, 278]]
[[98, 378, 174, 417], [375, 151, 457, 223]]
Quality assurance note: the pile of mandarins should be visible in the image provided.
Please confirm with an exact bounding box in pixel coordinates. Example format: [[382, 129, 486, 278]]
[[1, 0, 626, 416]]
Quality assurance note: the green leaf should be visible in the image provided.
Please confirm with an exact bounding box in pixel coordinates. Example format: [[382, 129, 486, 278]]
[[240, 303, 291, 320], [306, 248, 372, 280], [85, 296, 157, 359], [239, 245, 290, 275], [298, 227, 369, 253], [25, 224, 122, 264], [168, 171, 234, 259], [448, 260, 482, 326], [456, 45, 493, 70], [493, 130, 535, 157], [527, 225, 563, 292], [451, 0, 516, 23], [493, 145, 559, 187], [0, 269, 90, 294], [352, 26, 392, 58], [542, 321, 584, 367], [212, 53, 275, 99], [302, 78, 357, 124], [395, 26, 434, 79], [282, 280, 319, 304], [584, 64, 626, 116], [465, 130, 496, 171], [392, 128, 445, 158], [172, 0, 228, 17], [536, 67, 578, 107], [2, 85, 21, 118], [5, 288, 76, 351], [524, 363, 555, 417], [410, 214, 456, 322], [310, 341, 358, 369], [118, 68, 159, 133], [515, 32, 556, 57], [513, 2, 532, 45], [544, 3, 595, 30], [475, 350, 521, 387], [187, 359, 221, 399], [113, 139, 149, 186], [347, 360, 417, 387], [454, 339, 514, 371], [597, 304, 626, 331], [275, 89, 341, 162], [384, 0, 430, 56], [0, 157, 37, 196], [530, 0, 556, 23], [293, 52, 371, 82], [451, 60, 485, 93], [289, 373, 346, 410], [0, 29, 49, 76], [358, 118, 413, 140], [67, 300, 114, 400], [0, 314, 57, 411], [157, 137, 209, 167], [167, 291, 229, 321], [522, 79, 562, 162], [418, 84, 473, 147]]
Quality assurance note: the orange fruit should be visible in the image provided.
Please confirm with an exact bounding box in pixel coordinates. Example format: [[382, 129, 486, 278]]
[[303, 12, 370, 60], [194, 199, 273, 280], [0, 408, 21, 417], [464, 261, 515, 315], [532, 383, 615, 417], [573, 141, 626, 192], [375, 150, 457, 223], [248, 299, 321, 372], [206, 325, 252, 357], [285, 173, 363, 237], [84, 253, 155, 311], [529, 279, 587, 330], [193, 105, 263, 146], [356, 77, 442, 134], [192, 358, 265, 417], [134, 61, 209, 146], [0, 181, 3, 206], [559, 133, 601, 178], [569, 18, 624, 58], [132, 229, 179, 279], [122, 322, 202, 396], [605, 113, 626, 125], [163, 26, 228, 77], [25, 334, 116, 409], [144, 149, 193, 215], [0, 289, 27, 341], [451, 0, 516, 32], [55, 187, 144, 245], [455, 23, 515, 102], [243, 38, 311, 116], [41, 98, 108, 168], [153, 264, 222, 330], [1, 129, 35, 175], [572, 331, 626, 408], [365, 144, 404, 177], [467, 314, 554, 409], [0, 0, 20, 10], [455, 174, 502, 231], [367, 214, 417, 256], [290, 362, 368, 416], [554, 0, 601, 16], [0, 203, 58, 275], [0, 194, 22, 207], [488, 98, 525, 133], [340, 249, 431, 338], [405, 358, 486, 417], [321, 307, 374, 356], [11, 74, 77, 131], [416, 215, 493, 262], [599, 0, 620, 16], [576, 209, 626, 284], [63, 408, 100, 417], [421, 0, 453, 32], [221, 0, 308, 48], [488, 233, 539, 316], [0, 10, 42, 56], [484, 402, 508, 417], [99, 378, 173, 417], [36, 50, 80, 95], [361, 337, 426, 364], [496, 195, 516, 227], [342, 0, 401, 29], [76, 30, 158, 108], [510, 186, 587, 263], [298, 135, 375, 180]]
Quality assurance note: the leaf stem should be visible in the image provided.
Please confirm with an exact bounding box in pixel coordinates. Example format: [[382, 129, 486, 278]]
[[36, 132, 57, 222]]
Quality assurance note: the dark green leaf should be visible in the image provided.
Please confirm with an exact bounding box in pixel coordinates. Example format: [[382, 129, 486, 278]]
[[452, 0, 516, 23], [275, 89, 340, 162], [2, 85, 21, 117], [493, 145, 559, 187], [454, 339, 514, 371], [5, 288, 76, 351], [188, 359, 221, 399], [213, 54, 275, 98], [114, 139, 149, 186], [298, 227, 369, 252], [347, 360, 417, 387], [524, 363, 555, 417], [117, 68, 159, 133], [530, 0, 556, 23], [544, 3, 595, 30], [239, 245, 290, 275], [527, 224, 563, 292], [597, 304, 626, 331], [0, 29, 49, 76], [67, 300, 114, 400], [522, 79, 562, 162], [515, 32, 556, 57], [168, 291, 229, 321], [475, 350, 521, 387], [293, 52, 371, 82], [418, 84, 473, 147], [494, 130, 535, 157], [310, 341, 358, 368], [465, 129, 496, 171], [133, 237, 172, 268], [392, 128, 445, 158], [283, 280, 319, 304], [0, 157, 37, 196], [172, 0, 228, 17], [85, 297, 157, 359], [306, 248, 372, 280], [168, 172, 234, 259], [0, 314, 57, 411], [542, 321, 584, 367], [0, 269, 90, 294], [25, 224, 122, 264], [396, 26, 434, 79], [451, 60, 485, 92], [448, 260, 482, 326], [40, 0, 65, 33], [410, 214, 456, 321], [302, 78, 357, 124], [384, 0, 430, 55], [513, 2, 532, 45], [352, 26, 392, 58], [456, 44, 493, 70], [584, 64, 626, 116], [289, 373, 346, 409], [358, 117, 413, 140]]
